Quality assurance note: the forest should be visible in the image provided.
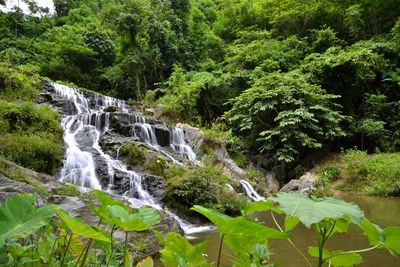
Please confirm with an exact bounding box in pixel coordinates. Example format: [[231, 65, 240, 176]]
[[0, 0, 400, 266]]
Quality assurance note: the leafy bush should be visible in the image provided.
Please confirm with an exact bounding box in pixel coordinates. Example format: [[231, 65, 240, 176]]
[[0, 64, 41, 102], [0, 101, 61, 135], [145, 155, 168, 176], [163, 164, 246, 215], [120, 143, 147, 166], [0, 133, 63, 174], [224, 71, 345, 163]]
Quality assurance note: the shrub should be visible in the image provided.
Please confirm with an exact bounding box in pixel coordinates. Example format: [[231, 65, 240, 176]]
[[145, 155, 168, 176], [0, 64, 41, 102], [163, 164, 237, 214], [0, 133, 63, 174], [120, 143, 147, 166], [0, 101, 61, 134]]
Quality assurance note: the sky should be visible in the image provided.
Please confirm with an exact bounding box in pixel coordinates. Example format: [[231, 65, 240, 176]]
[[1, 0, 54, 14]]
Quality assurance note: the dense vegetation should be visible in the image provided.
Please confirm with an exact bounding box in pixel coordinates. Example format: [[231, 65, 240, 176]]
[[0, 64, 63, 174], [1, 0, 399, 175], [1, 191, 400, 266]]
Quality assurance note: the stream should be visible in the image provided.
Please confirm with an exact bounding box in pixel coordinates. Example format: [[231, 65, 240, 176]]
[[191, 194, 400, 266]]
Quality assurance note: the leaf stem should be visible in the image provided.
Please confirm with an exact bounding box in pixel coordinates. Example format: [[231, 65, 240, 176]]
[[61, 232, 73, 266], [270, 211, 313, 267], [217, 233, 225, 267], [123, 231, 129, 267], [106, 225, 117, 267], [325, 244, 381, 261]]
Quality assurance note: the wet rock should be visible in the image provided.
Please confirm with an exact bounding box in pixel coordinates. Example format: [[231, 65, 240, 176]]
[[266, 172, 280, 193], [75, 126, 98, 147], [104, 106, 123, 112], [280, 172, 316, 193], [154, 124, 171, 147], [153, 104, 165, 120], [143, 175, 166, 202]]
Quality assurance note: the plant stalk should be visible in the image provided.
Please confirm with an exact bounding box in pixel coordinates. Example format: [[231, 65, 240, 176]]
[[123, 231, 129, 267], [217, 233, 225, 267], [271, 211, 313, 267], [106, 225, 116, 267], [61, 233, 73, 266]]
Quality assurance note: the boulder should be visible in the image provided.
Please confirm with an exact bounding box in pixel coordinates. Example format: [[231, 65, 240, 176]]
[[279, 172, 316, 193], [0, 174, 44, 204]]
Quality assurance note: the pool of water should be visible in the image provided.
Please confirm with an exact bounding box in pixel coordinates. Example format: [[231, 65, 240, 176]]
[[191, 194, 400, 267]]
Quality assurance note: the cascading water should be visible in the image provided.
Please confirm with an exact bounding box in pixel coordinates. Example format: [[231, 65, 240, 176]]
[[52, 82, 210, 236], [239, 180, 265, 201], [170, 128, 197, 162]]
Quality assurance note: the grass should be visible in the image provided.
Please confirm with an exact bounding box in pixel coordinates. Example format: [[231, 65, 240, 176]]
[[315, 150, 400, 196]]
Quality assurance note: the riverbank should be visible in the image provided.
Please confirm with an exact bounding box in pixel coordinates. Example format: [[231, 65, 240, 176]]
[[314, 150, 400, 197]]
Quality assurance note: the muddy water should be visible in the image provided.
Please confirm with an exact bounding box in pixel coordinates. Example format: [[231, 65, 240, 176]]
[[192, 195, 400, 267]]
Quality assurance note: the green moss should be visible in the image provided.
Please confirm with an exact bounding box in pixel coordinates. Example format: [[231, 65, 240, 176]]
[[120, 143, 147, 166]]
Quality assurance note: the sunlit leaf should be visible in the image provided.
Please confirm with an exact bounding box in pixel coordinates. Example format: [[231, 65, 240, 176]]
[[270, 193, 364, 228], [58, 212, 111, 242], [156, 231, 211, 267], [383, 226, 400, 254]]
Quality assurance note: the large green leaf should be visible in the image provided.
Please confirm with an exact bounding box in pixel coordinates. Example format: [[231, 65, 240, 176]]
[[359, 219, 384, 246], [0, 194, 59, 248], [156, 231, 211, 267], [105, 206, 161, 231], [58, 212, 111, 242], [270, 193, 364, 228], [192, 206, 288, 239], [383, 226, 400, 254], [244, 200, 282, 216]]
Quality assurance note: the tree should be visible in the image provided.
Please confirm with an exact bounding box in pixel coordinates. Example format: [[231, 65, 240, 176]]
[[224, 72, 345, 163]]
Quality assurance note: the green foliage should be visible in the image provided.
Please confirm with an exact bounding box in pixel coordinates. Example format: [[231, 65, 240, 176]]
[[270, 192, 364, 228], [0, 133, 63, 174], [0, 194, 58, 248], [164, 164, 246, 215], [224, 71, 345, 163], [156, 231, 211, 267], [145, 155, 168, 176], [120, 143, 147, 166], [0, 64, 41, 102]]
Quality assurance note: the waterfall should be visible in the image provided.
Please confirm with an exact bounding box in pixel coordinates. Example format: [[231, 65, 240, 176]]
[[239, 180, 265, 201], [170, 128, 197, 161], [52, 82, 211, 237]]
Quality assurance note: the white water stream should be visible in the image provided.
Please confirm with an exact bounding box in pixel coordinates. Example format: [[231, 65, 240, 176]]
[[53, 83, 213, 236], [53, 83, 263, 237]]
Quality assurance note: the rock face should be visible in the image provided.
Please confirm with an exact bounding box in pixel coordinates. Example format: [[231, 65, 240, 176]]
[[0, 174, 44, 204], [280, 172, 316, 193]]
